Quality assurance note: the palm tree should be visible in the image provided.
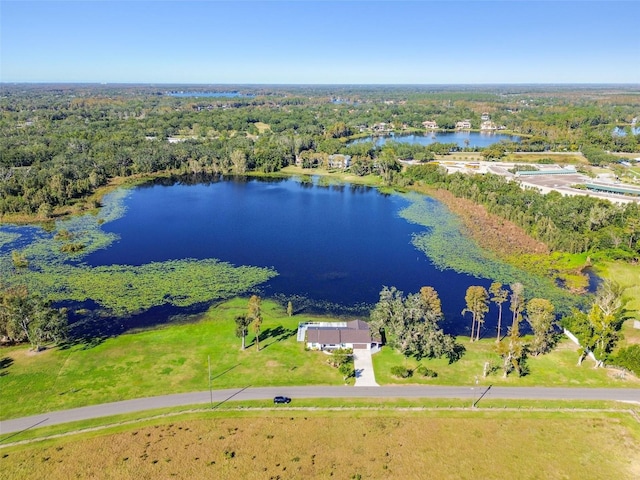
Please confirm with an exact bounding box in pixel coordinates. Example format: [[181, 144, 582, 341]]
[[489, 282, 509, 342], [247, 295, 262, 351]]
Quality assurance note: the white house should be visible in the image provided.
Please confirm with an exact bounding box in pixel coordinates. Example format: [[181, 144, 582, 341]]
[[303, 320, 381, 351], [455, 120, 472, 130], [328, 154, 352, 169], [480, 120, 497, 131]]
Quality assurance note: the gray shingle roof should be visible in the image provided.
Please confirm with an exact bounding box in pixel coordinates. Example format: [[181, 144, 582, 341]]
[[306, 320, 374, 345]]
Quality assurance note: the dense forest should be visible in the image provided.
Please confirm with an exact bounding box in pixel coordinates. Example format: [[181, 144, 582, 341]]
[[1, 84, 639, 262]]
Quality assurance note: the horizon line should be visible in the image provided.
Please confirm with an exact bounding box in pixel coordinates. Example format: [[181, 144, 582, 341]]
[[3, 82, 640, 87]]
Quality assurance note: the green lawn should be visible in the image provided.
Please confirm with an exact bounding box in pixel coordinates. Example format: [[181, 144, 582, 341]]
[[0, 299, 346, 420], [596, 261, 640, 318], [373, 336, 640, 387], [3, 297, 640, 422]]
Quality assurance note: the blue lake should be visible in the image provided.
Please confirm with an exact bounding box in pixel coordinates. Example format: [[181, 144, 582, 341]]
[[3, 176, 579, 337], [351, 131, 521, 148], [79, 176, 493, 332]]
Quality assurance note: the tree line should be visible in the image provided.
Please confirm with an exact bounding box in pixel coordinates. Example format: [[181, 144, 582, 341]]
[[371, 279, 632, 378], [404, 164, 640, 260], [2, 84, 639, 218]]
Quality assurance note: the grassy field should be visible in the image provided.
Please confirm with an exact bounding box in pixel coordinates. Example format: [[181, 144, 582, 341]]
[[0, 299, 349, 420], [505, 152, 587, 164], [373, 336, 640, 387], [595, 261, 640, 318], [280, 165, 383, 187], [2, 408, 639, 479], [2, 297, 639, 422], [595, 261, 640, 350]]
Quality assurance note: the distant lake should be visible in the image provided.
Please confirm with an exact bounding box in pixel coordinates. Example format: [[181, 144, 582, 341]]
[[167, 91, 255, 98], [351, 131, 521, 148], [613, 126, 640, 136]]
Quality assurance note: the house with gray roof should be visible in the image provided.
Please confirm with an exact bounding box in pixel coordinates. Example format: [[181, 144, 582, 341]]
[[303, 320, 381, 351]]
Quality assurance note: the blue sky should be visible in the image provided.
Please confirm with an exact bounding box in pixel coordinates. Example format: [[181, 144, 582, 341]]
[[1, 0, 638, 84]]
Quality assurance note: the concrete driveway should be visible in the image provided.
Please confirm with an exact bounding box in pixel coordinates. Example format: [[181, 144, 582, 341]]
[[353, 349, 379, 387]]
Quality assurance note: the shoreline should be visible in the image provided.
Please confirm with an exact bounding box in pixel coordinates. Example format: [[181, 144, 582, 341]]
[[0, 165, 598, 293]]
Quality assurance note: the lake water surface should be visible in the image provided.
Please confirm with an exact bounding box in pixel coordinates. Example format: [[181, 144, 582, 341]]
[[79, 176, 493, 331], [4, 176, 580, 337], [352, 131, 520, 148]]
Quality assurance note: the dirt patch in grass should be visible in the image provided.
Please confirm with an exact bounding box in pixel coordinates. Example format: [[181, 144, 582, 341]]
[[2, 413, 638, 479]]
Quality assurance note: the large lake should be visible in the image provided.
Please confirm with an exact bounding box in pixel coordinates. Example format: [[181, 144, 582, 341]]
[[82, 177, 490, 331], [3, 176, 577, 337], [351, 131, 520, 148]]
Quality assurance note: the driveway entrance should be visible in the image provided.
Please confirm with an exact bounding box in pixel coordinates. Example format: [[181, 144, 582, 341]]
[[353, 348, 379, 387]]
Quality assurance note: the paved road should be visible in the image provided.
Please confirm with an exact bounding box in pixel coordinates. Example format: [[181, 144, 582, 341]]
[[1, 386, 638, 436]]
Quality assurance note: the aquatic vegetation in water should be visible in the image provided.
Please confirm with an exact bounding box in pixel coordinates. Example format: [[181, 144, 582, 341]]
[[398, 193, 580, 313], [0, 231, 20, 249], [7, 259, 277, 315], [0, 188, 277, 314]]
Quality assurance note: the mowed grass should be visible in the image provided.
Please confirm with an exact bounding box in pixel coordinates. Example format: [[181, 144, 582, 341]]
[[2, 409, 639, 480], [0, 299, 346, 420], [280, 165, 383, 187], [596, 261, 640, 320], [373, 336, 640, 387], [3, 294, 640, 422], [505, 152, 587, 164], [596, 261, 640, 348]]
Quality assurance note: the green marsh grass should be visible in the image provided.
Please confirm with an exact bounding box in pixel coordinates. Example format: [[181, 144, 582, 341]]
[[399, 193, 582, 313]]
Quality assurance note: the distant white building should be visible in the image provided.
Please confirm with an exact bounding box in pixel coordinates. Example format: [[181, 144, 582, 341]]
[[481, 121, 497, 131], [328, 154, 351, 169], [372, 122, 391, 133], [422, 120, 438, 129], [456, 120, 472, 130]]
